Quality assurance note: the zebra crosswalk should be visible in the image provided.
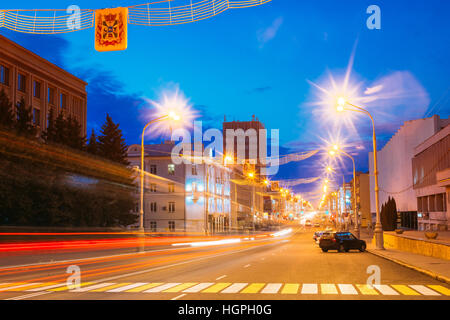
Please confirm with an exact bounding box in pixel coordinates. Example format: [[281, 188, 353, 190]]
[[0, 281, 449, 296]]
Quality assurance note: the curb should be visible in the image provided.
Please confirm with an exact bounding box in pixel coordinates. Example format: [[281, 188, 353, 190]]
[[367, 249, 450, 285]]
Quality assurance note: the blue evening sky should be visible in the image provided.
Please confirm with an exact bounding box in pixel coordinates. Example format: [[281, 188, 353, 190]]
[[1, 0, 449, 202]]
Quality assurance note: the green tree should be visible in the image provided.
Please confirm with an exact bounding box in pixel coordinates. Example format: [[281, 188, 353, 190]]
[[97, 114, 129, 165], [42, 107, 57, 142], [15, 98, 36, 137], [0, 89, 15, 129], [87, 129, 98, 155], [66, 115, 86, 151]]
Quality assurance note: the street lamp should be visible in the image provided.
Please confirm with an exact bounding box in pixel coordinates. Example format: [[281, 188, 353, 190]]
[[336, 97, 383, 248], [328, 145, 359, 238], [139, 112, 180, 232]]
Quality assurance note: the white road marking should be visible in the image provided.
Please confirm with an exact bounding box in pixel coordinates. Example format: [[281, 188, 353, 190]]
[[261, 283, 282, 294], [409, 285, 440, 296], [373, 284, 399, 295], [301, 284, 318, 294], [0, 283, 40, 291], [171, 294, 186, 300], [71, 282, 115, 292], [26, 283, 66, 292], [107, 283, 149, 293], [215, 275, 227, 281], [338, 284, 358, 295], [243, 264, 251, 268], [182, 283, 214, 293], [144, 283, 181, 293], [5, 291, 51, 300], [221, 283, 248, 293]]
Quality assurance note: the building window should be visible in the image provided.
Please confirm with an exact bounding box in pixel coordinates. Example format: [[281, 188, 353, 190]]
[[168, 164, 175, 175], [33, 108, 40, 126], [192, 165, 197, 176], [18, 73, 26, 92], [150, 221, 157, 232], [168, 221, 175, 231], [149, 184, 157, 193], [0, 65, 9, 85], [168, 202, 175, 213], [48, 87, 55, 104], [150, 165, 157, 174], [60, 93, 67, 109], [33, 81, 41, 98], [168, 183, 175, 193], [150, 202, 157, 212]]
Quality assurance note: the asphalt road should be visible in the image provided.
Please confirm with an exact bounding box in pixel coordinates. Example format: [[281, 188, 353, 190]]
[[0, 228, 449, 300]]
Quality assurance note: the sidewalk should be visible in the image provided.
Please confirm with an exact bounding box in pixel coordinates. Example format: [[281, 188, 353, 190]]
[[360, 229, 450, 285]]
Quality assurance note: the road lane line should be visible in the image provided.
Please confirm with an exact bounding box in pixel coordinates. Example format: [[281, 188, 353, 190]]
[[8, 282, 57, 292], [409, 285, 440, 296], [356, 284, 379, 295], [163, 283, 198, 293], [301, 284, 318, 294], [281, 284, 299, 294], [107, 282, 149, 292], [215, 275, 227, 281], [221, 283, 248, 293], [1, 283, 41, 292], [5, 291, 51, 300], [183, 283, 214, 293], [391, 285, 420, 296], [144, 283, 181, 293], [241, 283, 265, 294], [71, 282, 116, 292], [26, 283, 66, 291], [202, 283, 232, 293], [337, 284, 358, 295], [126, 283, 163, 292], [427, 285, 450, 296], [321, 284, 338, 294], [243, 264, 251, 268], [171, 294, 186, 300], [90, 283, 129, 292], [261, 283, 282, 294], [373, 285, 399, 295], [48, 282, 95, 292], [0, 283, 23, 289]]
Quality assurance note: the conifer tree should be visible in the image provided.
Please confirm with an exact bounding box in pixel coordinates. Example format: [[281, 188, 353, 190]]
[[15, 98, 36, 137], [0, 89, 14, 129], [87, 129, 98, 155], [97, 114, 129, 165]]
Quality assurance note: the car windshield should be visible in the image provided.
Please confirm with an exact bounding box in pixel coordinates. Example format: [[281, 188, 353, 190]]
[[336, 233, 356, 240]]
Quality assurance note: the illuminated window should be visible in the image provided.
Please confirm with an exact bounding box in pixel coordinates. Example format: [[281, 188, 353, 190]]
[[168, 164, 175, 175], [149, 184, 157, 192], [150, 164, 157, 174], [150, 221, 157, 232], [60, 93, 67, 109], [168, 202, 175, 213], [168, 221, 175, 231], [33, 108, 40, 126], [150, 202, 157, 212], [168, 183, 175, 193]]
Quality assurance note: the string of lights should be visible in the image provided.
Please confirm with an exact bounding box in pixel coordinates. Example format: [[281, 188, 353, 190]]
[[0, 0, 271, 34]]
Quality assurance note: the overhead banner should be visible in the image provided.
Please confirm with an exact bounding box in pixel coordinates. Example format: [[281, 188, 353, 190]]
[[95, 7, 128, 52]]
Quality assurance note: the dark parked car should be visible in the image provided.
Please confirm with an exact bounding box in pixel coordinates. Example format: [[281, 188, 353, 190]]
[[319, 232, 366, 252], [313, 230, 333, 243]]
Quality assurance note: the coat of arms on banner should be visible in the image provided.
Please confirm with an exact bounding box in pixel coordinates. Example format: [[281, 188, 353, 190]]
[[95, 7, 128, 52]]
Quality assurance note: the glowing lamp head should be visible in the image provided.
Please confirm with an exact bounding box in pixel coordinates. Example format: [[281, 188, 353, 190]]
[[337, 97, 346, 111], [168, 111, 180, 121], [329, 150, 336, 156], [326, 166, 332, 172], [247, 172, 255, 179], [263, 179, 269, 185]]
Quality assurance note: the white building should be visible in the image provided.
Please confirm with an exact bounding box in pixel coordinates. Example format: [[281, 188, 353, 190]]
[[127, 141, 232, 233], [369, 115, 450, 229]]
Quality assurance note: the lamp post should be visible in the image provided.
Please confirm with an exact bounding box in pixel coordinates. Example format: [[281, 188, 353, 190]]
[[139, 112, 180, 232], [329, 146, 359, 238], [337, 98, 383, 249]]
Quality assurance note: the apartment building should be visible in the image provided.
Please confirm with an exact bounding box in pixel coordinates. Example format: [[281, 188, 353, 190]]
[[126, 141, 232, 233], [0, 34, 87, 136]]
